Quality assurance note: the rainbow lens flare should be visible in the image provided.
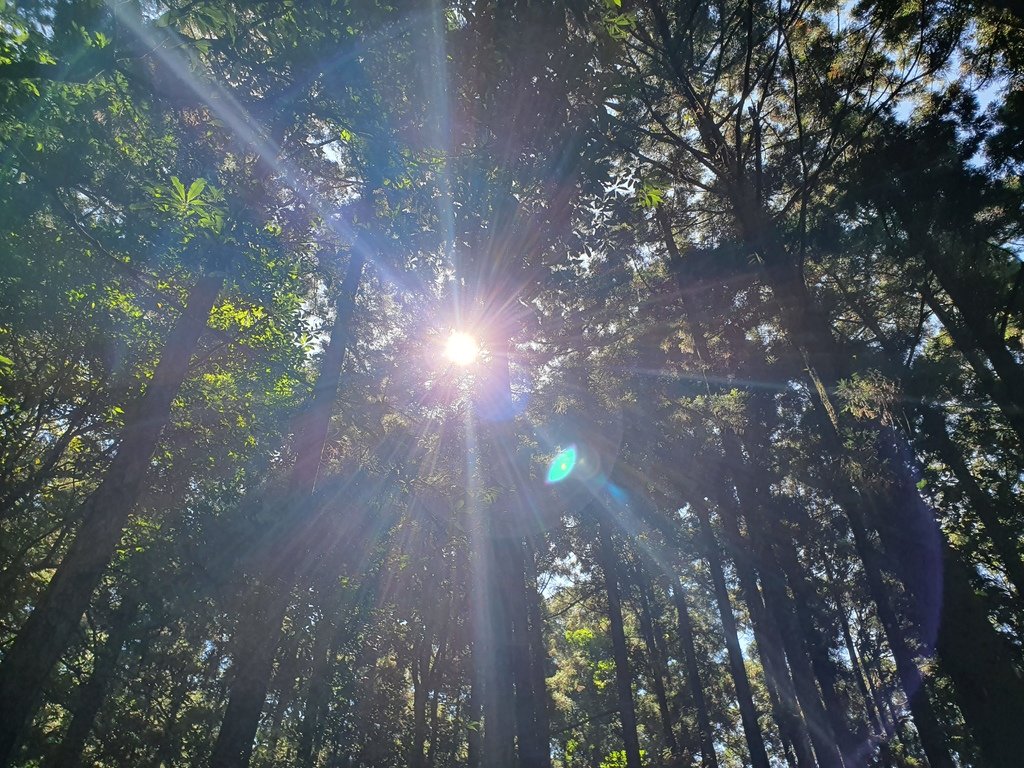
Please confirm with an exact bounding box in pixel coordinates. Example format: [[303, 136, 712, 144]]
[[546, 446, 577, 484]]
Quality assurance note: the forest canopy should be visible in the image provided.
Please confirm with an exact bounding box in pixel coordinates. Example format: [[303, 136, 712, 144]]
[[1, 1, 1023, 767]]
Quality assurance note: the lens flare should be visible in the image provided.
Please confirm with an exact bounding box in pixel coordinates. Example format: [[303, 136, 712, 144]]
[[546, 446, 577, 484], [445, 331, 478, 366]]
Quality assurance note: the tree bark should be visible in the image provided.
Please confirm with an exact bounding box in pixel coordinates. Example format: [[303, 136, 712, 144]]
[[595, 517, 643, 768], [0, 269, 224, 768], [630, 562, 682, 765], [46, 597, 141, 768], [668, 568, 719, 768], [210, 249, 364, 768], [691, 502, 771, 768]]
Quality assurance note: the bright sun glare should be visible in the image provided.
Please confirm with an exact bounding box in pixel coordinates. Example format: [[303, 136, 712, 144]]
[[444, 331, 479, 367]]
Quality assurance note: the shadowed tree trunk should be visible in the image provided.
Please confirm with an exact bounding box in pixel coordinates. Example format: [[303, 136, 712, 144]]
[[667, 564, 720, 768], [920, 287, 1024, 446], [918, 405, 1024, 602], [210, 248, 365, 768], [629, 561, 681, 765], [46, 597, 141, 768], [0, 269, 225, 768], [658, 209, 813, 768], [523, 540, 553, 767], [691, 502, 771, 768], [595, 516, 643, 768]]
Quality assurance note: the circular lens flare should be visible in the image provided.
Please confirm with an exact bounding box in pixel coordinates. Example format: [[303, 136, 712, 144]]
[[445, 331, 479, 367], [546, 446, 577, 484]]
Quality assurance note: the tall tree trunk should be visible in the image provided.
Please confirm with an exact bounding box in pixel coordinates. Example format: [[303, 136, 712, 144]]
[[659, 208, 811, 768], [711, 476, 841, 768], [523, 540, 553, 767], [46, 597, 141, 768], [210, 249, 364, 768], [595, 517, 643, 768], [412, 654, 430, 768], [668, 567, 719, 768], [477, 534, 516, 768], [630, 562, 682, 765], [646, 6, 1024, 759], [153, 675, 189, 768], [835, 589, 895, 766], [508, 539, 551, 768], [767, 526, 859, 764], [837, 482, 958, 768], [691, 502, 771, 768], [0, 269, 224, 768], [296, 611, 341, 768], [467, 667, 482, 768]]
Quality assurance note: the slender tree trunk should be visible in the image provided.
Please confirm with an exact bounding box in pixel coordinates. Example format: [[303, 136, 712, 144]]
[[691, 502, 771, 768], [211, 249, 364, 768], [660, 210, 812, 768], [711, 477, 841, 768], [630, 563, 681, 765], [0, 269, 224, 768], [297, 605, 344, 768], [467, 668, 482, 768], [836, 483, 956, 768], [835, 594, 894, 767], [523, 540, 553, 766], [595, 517, 643, 768], [668, 569, 719, 768], [153, 675, 189, 768], [412, 655, 430, 768], [46, 597, 141, 768]]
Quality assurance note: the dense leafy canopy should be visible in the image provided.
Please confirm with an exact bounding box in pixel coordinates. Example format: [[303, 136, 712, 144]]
[[1, 1, 1023, 767]]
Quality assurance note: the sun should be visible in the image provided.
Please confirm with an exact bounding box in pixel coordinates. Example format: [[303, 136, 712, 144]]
[[444, 331, 479, 367]]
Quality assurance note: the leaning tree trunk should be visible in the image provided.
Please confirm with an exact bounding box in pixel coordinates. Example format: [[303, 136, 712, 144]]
[[209, 249, 364, 768], [920, 286, 1024, 446], [0, 269, 224, 768], [918, 404, 1024, 603]]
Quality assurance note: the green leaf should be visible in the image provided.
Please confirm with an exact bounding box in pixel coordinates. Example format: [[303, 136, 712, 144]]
[[187, 178, 207, 201], [170, 176, 187, 203]]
